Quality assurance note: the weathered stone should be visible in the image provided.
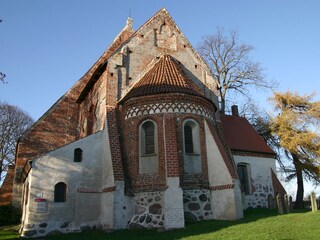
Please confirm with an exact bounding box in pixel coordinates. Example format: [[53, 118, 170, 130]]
[[188, 202, 200, 211], [199, 194, 207, 202], [139, 215, 146, 223], [184, 212, 198, 222], [47, 230, 62, 236], [129, 222, 146, 229], [183, 198, 190, 204], [149, 204, 162, 214], [204, 203, 211, 210], [155, 196, 161, 201], [192, 197, 197, 201], [199, 216, 204, 220], [80, 226, 92, 232], [146, 215, 152, 224], [135, 205, 146, 214], [23, 230, 37, 237], [148, 198, 153, 203], [60, 221, 70, 229], [39, 229, 46, 234], [39, 222, 47, 228], [260, 193, 266, 197], [133, 215, 139, 221]]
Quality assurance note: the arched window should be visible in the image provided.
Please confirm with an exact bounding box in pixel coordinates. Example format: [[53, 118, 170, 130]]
[[74, 148, 83, 162], [139, 120, 158, 174], [54, 182, 67, 202], [183, 119, 201, 173], [237, 163, 252, 195], [184, 125, 194, 154], [140, 120, 156, 156]]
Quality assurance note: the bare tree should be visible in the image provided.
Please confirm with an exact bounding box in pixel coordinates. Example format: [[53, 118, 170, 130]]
[[197, 28, 277, 114], [0, 102, 34, 182]]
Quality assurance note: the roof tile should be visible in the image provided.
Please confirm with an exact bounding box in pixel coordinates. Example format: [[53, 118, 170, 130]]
[[221, 115, 275, 154], [121, 54, 205, 101]]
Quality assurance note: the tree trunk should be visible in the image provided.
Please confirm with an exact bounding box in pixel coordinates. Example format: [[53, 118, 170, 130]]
[[220, 96, 226, 115], [292, 153, 304, 209]]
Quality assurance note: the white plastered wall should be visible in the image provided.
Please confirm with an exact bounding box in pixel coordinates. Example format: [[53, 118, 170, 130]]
[[233, 155, 276, 209], [204, 121, 243, 220], [22, 129, 116, 236]]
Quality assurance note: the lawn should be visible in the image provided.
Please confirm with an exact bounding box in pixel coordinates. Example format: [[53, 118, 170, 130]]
[[1, 209, 320, 240]]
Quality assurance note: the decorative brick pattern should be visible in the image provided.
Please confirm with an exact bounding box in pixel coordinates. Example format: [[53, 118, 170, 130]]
[[125, 101, 214, 120], [210, 184, 235, 191]]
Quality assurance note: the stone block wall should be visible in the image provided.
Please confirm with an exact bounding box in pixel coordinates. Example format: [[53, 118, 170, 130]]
[[128, 192, 164, 228], [183, 189, 213, 221]]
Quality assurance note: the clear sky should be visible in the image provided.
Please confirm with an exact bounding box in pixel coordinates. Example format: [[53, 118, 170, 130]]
[[1, 0, 320, 194]]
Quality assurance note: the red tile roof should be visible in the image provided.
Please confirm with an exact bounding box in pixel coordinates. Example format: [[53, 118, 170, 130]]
[[121, 54, 205, 102], [221, 115, 275, 154]]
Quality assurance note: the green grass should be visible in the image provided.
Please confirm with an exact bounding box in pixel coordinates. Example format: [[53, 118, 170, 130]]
[[1, 209, 320, 240], [0, 225, 19, 240]]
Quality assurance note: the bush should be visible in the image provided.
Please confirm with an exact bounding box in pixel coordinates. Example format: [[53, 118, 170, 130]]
[[0, 205, 21, 226]]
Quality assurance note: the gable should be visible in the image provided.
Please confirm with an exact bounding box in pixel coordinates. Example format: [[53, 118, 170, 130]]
[[105, 8, 219, 106], [221, 115, 275, 156]]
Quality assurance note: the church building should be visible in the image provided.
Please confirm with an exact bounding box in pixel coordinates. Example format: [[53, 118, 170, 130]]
[[10, 9, 285, 237]]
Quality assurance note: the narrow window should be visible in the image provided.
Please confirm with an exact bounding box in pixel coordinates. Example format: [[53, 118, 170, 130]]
[[74, 148, 83, 162], [139, 120, 158, 174], [183, 120, 200, 155], [237, 163, 252, 195], [54, 182, 67, 202], [183, 119, 201, 173], [184, 125, 194, 153], [141, 121, 155, 155]]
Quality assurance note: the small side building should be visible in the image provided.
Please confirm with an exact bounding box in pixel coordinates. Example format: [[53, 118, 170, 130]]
[[221, 106, 286, 209]]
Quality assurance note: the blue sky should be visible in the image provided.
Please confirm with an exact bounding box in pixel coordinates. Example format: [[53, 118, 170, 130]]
[[1, 1, 320, 193]]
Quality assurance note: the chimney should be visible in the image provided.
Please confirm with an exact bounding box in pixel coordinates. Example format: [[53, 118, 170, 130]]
[[231, 105, 239, 116]]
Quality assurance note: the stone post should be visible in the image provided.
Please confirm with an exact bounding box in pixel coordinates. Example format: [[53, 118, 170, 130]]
[[284, 194, 288, 213], [310, 192, 318, 212], [288, 196, 293, 212], [268, 194, 274, 209], [276, 193, 283, 215]]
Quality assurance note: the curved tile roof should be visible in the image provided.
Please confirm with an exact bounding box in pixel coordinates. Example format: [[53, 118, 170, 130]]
[[221, 115, 275, 155], [121, 54, 205, 102]]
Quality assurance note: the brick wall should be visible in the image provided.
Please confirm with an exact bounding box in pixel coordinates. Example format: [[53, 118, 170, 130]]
[[121, 93, 214, 192], [0, 165, 15, 205]]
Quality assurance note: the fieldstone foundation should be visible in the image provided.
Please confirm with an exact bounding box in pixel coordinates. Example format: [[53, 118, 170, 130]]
[[183, 189, 213, 221], [245, 176, 274, 209], [128, 192, 164, 228]]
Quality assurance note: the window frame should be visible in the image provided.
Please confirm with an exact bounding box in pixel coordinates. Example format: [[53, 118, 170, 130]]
[[139, 119, 158, 174], [182, 119, 200, 155], [74, 148, 83, 162], [54, 182, 67, 203], [237, 163, 252, 195], [139, 120, 157, 157]]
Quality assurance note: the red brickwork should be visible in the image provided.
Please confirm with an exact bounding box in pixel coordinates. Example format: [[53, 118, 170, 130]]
[[210, 184, 235, 191], [121, 93, 214, 192], [0, 166, 15, 205], [164, 114, 179, 177], [177, 115, 209, 189], [121, 113, 166, 193], [107, 106, 124, 181], [231, 150, 276, 159]]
